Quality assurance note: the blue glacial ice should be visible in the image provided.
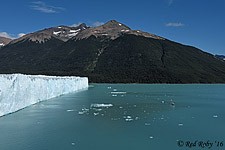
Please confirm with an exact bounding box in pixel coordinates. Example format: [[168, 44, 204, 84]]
[[0, 74, 88, 116]]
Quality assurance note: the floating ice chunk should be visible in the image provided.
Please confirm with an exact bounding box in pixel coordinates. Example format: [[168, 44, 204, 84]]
[[92, 108, 102, 111], [90, 104, 113, 108], [93, 112, 99, 116], [178, 123, 183, 126], [111, 118, 120, 121], [71, 143, 75, 145], [111, 92, 127, 94], [124, 115, 133, 121], [213, 115, 218, 118], [67, 109, 75, 112], [78, 111, 85, 115], [145, 123, 151, 126], [125, 118, 133, 121], [107, 86, 112, 89], [112, 94, 117, 97], [78, 108, 89, 115], [149, 136, 154, 139]]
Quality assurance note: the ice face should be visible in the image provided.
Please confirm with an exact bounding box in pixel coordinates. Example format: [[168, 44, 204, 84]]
[[0, 74, 88, 117]]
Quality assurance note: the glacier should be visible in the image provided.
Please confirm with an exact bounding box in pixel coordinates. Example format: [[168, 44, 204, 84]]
[[0, 74, 88, 117]]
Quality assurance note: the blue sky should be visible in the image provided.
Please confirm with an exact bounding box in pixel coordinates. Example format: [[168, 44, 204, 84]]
[[0, 0, 224, 55]]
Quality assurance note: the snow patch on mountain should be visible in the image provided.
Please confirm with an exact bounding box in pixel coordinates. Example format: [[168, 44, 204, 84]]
[[53, 31, 62, 35]]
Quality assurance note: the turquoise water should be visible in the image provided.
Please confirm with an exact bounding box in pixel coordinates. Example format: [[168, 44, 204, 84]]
[[0, 84, 225, 150]]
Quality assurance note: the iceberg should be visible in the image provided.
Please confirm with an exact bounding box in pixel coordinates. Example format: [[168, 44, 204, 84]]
[[0, 74, 88, 117]]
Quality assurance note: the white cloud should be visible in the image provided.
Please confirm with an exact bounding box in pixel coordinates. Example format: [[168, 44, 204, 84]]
[[166, 23, 184, 27], [92, 21, 104, 27], [0, 32, 13, 39], [71, 22, 82, 27], [18, 33, 26, 38], [0, 32, 26, 39], [30, 1, 65, 13]]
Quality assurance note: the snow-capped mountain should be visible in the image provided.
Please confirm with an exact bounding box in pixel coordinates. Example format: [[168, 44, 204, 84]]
[[74, 20, 164, 40], [0, 36, 12, 48], [9, 23, 87, 44], [8, 20, 163, 45], [1, 20, 225, 83]]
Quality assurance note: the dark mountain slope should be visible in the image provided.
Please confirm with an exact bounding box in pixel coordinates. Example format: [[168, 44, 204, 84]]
[[92, 35, 225, 83], [0, 20, 225, 83], [39, 36, 107, 75], [0, 38, 64, 73]]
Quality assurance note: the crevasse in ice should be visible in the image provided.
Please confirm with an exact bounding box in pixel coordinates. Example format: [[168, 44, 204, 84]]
[[0, 74, 88, 117]]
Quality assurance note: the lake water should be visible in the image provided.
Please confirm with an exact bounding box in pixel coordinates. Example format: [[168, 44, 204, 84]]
[[0, 84, 225, 150]]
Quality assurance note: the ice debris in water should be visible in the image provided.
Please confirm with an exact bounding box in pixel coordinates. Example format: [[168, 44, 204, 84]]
[[78, 108, 89, 115], [67, 109, 75, 112], [91, 104, 113, 108], [93, 112, 99, 116], [178, 123, 183, 126], [111, 92, 127, 94], [124, 116, 133, 121], [213, 115, 218, 118], [145, 123, 151, 126]]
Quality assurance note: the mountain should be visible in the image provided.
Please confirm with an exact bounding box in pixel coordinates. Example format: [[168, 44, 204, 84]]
[[0, 36, 12, 48], [0, 20, 225, 83], [215, 55, 225, 61], [9, 23, 87, 45]]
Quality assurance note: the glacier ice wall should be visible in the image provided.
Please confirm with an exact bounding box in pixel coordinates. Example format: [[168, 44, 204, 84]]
[[0, 74, 88, 117]]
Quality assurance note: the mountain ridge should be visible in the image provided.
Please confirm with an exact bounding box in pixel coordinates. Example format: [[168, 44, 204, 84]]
[[0, 20, 225, 83], [0, 36, 12, 47]]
